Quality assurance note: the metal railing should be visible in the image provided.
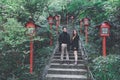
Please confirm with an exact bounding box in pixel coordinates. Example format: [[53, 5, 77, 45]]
[[79, 37, 96, 80], [42, 43, 59, 80]]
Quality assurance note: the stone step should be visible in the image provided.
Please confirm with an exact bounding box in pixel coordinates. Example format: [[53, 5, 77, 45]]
[[55, 52, 81, 55], [53, 56, 82, 60], [50, 63, 86, 69], [54, 53, 82, 56], [46, 74, 87, 80], [56, 50, 81, 53], [47, 68, 87, 75], [51, 59, 85, 64]]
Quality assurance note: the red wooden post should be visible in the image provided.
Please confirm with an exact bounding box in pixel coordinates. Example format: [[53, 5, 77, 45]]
[[83, 18, 90, 44], [50, 24, 53, 46], [71, 16, 74, 24], [102, 37, 106, 57], [47, 16, 53, 46], [25, 20, 36, 74], [56, 22, 59, 34], [50, 34, 52, 46], [80, 20, 83, 34], [58, 15, 61, 26], [55, 15, 59, 34], [67, 15, 68, 25], [30, 37, 33, 73], [85, 26, 88, 44]]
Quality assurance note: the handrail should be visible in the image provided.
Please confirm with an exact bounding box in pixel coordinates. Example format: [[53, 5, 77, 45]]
[[42, 43, 59, 80], [79, 37, 96, 80]]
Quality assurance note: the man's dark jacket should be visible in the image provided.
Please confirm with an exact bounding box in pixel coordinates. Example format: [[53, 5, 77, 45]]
[[58, 32, 70, 51]]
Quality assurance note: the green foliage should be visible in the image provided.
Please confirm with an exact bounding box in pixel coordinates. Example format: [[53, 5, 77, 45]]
[[0, 49, 30, 80], [0, 18, 28, 80], [23, 0, 48, 21], [0, 0, 25, 20], [48, 0, 65, 13], [0, 0, 120, 80], [67, 0, 89, 13], [72, 1, 120, 80], [0, 18, 56, 80], [2, 18, 27, 47], [34, 46, 53, 73], [92, 55, 120, 80], [77, 0, 120, 56], [0, 0, 48, 24]]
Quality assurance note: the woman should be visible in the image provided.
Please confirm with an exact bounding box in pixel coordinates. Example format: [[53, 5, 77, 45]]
[[71, 30, 79, 65]]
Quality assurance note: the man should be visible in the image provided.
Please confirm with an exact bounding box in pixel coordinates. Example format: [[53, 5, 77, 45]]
[[58, 27, 70, 64]]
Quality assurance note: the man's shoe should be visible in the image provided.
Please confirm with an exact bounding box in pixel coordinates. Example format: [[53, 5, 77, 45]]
[[60, 61, 64, 64], [66, 61, 69, 64]]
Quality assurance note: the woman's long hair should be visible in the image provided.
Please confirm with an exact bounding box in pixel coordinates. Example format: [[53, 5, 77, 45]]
[[72, 30, 78, 37]]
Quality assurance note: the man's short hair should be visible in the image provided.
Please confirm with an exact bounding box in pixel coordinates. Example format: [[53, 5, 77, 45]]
[[62, 26, 67, 30]]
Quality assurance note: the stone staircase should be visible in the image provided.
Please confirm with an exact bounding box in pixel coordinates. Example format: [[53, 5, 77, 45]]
[[45, 49, 90, 80]]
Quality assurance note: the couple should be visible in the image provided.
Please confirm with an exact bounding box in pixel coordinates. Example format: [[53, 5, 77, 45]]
[[58, 27, 79, 65]]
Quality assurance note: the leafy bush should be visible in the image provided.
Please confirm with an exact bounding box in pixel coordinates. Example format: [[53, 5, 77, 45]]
[[92, 55, 120, 80], [34, 46, 53, 76], [0, 18, 55, 80], [2, 18, 27, 46]]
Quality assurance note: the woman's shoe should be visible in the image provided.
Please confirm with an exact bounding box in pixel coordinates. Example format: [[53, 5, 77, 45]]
[[74, 61, 77, 65]]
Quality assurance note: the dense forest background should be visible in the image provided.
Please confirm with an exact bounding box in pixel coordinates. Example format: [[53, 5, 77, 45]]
[[0, 0, 120, 80]]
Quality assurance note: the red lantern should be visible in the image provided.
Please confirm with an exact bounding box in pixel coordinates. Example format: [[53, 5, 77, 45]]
[[80, 20, 83, 34], [100, 22, 111, 57], [55, 15, 59, 21], [83, 18, 90, 26], [55, 15, 60, 26], [25, 20, 36, 74], [71, 16, 74, 19], [25, 21, 36, 36], [100, 22, 110, 37], [47, 16, 53, 25]]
